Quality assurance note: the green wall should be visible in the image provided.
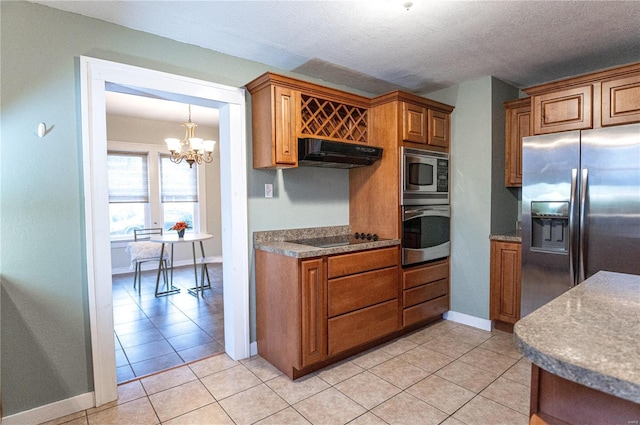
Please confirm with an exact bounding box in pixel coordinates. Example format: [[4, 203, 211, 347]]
[[426, 76, 519, 320], [0, 1, 361, 416]]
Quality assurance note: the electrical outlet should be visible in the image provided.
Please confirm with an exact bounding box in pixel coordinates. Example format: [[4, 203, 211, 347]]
[[265, 183, 273, 198]]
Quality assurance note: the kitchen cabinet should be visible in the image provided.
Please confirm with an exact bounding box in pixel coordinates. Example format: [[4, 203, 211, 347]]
[[402, 258, 450, 327], [300, 258, 327, 368], [402, 102, 427, 144], [401, 98, 451, 149], [255, 246, 400, 379], [504, 98, 531, 187], [246, 72, 370, 169], [601, 72, 640, 126], [531, 85, 593, 135], [350, 91, 454, 240], [525, 62, 640, 135], [327, 248, 399, 356], [490, 240, 521, 331]]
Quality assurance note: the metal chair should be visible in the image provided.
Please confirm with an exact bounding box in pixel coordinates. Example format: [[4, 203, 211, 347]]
[[126, 228, 169, 294]]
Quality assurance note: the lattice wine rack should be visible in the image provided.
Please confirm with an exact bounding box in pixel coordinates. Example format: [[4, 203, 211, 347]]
[[299, 94, 368, 143]]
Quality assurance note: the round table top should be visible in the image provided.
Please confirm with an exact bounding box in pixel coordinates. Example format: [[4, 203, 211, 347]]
[[150, 233, 213, 243]]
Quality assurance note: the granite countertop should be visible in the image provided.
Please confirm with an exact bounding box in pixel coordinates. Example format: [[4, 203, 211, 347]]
[[514, 271, 640, 403], [489, 230, 521, 242], [254, 225, 400, 258]]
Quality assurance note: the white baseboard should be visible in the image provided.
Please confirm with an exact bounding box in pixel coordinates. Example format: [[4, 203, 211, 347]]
[[443, 310, 492, 331], [112, 256, 222, 275], [2, 392, 94, 425], [250, 341, 258, 356]]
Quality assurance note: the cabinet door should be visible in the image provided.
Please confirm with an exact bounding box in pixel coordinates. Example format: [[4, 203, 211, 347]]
[[490, 241, 522, 324], [274, 86, 299, 166], [505, 99, 531, 187], [601, 73, 640, 126], [300, 258, 327, 367], [402, 102, 427, 144], [532, 85, 592, 135], [427, 109, 450, 148]]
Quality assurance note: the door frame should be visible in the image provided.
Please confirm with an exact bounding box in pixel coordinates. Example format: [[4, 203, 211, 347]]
[[79, 56, 250, 405]]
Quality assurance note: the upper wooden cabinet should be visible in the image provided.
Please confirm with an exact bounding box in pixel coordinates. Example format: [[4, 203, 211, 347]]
[[399, 96, 452, 149], [428, 109, 450, 148], [531, 85, 592, 134], [525, 62, 640, 135], [402, 102, 427, 144], [504, 98, 531, 187], [246, 72, 370, 169], [601, 73, 640, 126]]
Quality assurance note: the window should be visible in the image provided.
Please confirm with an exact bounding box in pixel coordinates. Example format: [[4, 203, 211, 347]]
[[159, 154, 198, 232], [107, 142, 206, 240], [107, 152, 148, 237]]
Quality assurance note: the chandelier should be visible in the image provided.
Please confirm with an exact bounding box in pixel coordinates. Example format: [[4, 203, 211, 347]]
[[165, 105, 216, 168]]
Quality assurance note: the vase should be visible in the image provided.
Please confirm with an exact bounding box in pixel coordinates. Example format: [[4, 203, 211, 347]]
[[177, 229, 185, 238]]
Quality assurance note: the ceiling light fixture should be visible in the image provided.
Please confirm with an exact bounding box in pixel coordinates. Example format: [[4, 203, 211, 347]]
[[165, 105, 216, 168], [402, 1, 413, 11]]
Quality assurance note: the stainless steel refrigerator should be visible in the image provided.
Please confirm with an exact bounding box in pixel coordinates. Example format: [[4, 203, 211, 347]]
[[521, 123, 640, 317]]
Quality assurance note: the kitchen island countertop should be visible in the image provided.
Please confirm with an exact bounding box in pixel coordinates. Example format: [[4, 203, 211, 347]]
[[514, 271, 640, 404], [254, 226, 400, 258]]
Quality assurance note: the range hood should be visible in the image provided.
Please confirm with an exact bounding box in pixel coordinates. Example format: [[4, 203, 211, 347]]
[[298, 138, 383, 169]]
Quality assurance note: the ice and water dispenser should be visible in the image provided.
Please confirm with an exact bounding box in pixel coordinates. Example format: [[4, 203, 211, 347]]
[[530, 201, 569, 253]]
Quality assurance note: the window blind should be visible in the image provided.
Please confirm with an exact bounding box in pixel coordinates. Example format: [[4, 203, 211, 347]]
[[160, 155, 198, 202], [107, 151, 149, 203]]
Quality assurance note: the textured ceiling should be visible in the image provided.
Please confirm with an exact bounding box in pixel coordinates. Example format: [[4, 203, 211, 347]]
[[36, 1, 640, 122], [34, 0, 640, 96]]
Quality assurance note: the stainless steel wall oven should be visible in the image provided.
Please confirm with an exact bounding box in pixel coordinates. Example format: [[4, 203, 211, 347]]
[[401, 147, 451, 266], [402, 205, 451, 266]]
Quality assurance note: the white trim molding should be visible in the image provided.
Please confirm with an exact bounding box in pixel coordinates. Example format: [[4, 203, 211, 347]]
[[80, 56, 250, 408], [1, 392, 94, 425], [443, 310, 493, 331]]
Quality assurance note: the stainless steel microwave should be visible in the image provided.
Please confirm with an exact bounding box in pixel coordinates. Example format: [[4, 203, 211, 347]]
[[401, 147, 449, 205]]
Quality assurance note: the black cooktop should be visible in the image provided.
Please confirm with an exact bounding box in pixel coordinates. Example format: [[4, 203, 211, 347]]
[[288, 233, 383, 248]]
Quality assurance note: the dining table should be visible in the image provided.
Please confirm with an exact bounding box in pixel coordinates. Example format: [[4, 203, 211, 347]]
[[150, 233, 213, 298]]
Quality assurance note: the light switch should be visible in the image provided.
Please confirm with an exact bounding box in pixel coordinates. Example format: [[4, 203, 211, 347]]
[[265, 183, 273, 198]]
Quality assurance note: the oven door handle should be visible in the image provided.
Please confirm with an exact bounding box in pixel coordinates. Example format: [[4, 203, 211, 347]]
[[403, 206, 450, 220]]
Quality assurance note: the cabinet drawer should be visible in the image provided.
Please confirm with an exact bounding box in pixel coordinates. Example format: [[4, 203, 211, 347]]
[[403, 279, 448, 308], [328, 247, 398, 279], [601, 74, 640, 126], [403, 259, 449, 290], [328, 300, 398, 356], [328, 267, 398, 317], [532, 85, 592, 134], [403, 296, 449, 327]]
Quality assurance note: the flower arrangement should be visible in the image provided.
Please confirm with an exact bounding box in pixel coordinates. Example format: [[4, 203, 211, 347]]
[[169, 221, 191, 231]]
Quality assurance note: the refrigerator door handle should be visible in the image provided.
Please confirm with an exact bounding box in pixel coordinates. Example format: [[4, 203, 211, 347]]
[[569, 168, 578, 286], [578, 168, 589, 283]]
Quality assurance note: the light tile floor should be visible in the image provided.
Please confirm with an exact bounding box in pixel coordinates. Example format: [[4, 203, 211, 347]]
[[112, 264, 225, 382], [42, 320, 531, 425]]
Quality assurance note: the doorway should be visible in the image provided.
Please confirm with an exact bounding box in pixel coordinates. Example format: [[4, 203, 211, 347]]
[[80, 57, 250, 406]]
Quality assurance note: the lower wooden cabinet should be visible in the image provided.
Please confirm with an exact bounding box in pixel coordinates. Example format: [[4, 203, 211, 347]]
[[402, 258, 450, 327], [256, 246, 453, 378], [529, 365, 640, 425], [490, 240, 521, 329], [256, 246, 400, 379], [300, 258, 327, 368]]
